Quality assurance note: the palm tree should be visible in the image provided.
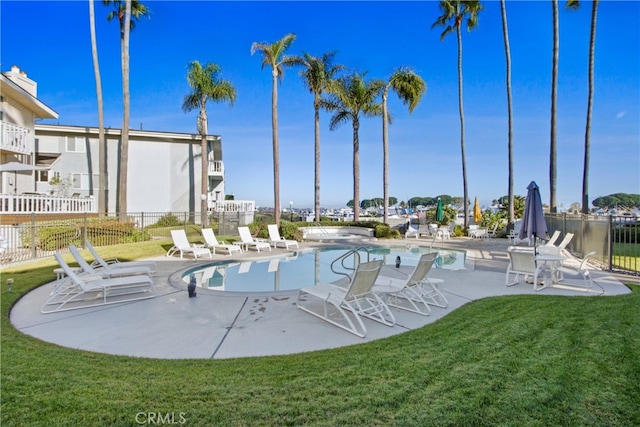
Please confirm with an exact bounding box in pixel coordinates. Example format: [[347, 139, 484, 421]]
[[296, 51, 345, 222], [323, 72, 384, 221], [182, 61, 236, 227], [550, 0, 559, 213], [500, 0, 515, 227], [251, 33, 297, 225], [566, 0, 598, 214], [432, 0, 484, 229], [89, 0, 106, 214], [105, 0, 149, 218], [381, 67, 426, 224]]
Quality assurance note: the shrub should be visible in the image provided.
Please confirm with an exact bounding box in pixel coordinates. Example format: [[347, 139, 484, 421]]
[[150, 213, 184, 228], [279, 221, 302, 241], [374, 224, 392, 238]]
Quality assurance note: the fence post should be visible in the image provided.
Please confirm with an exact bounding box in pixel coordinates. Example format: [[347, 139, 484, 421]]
[[82, 212, 88, 248], [608, 215, 613, 272], [30, 212, 36, 260], [141, 212, 145, 242]]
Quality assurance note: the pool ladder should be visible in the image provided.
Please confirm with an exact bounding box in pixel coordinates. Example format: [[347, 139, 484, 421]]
[[329, 246, 373, 279]]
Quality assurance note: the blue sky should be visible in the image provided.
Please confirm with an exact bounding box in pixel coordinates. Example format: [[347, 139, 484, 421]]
[[2, 0, 638, 210]]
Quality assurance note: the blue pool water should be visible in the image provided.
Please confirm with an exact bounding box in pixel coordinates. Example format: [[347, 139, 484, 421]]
[[181, 246, 466, 294]]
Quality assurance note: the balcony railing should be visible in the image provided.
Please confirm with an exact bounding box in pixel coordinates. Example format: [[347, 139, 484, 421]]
[[0, 122, 32, 155], [212, 200, 255, 213], [0, 193, 97, 213]]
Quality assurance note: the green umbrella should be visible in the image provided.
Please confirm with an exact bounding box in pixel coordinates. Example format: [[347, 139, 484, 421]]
[[436, 198, 444, 222]]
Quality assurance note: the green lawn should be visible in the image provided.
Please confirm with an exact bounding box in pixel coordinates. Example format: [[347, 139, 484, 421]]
[[2, 242, 639, 426]]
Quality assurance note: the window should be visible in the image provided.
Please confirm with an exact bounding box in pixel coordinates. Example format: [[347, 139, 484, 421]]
[[36, 170, 49, 182], [66, 136, 86, 153], [71, 173, 104, 190]]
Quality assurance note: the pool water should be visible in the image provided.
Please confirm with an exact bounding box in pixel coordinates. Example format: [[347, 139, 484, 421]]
[[181, 246, 467, 294]]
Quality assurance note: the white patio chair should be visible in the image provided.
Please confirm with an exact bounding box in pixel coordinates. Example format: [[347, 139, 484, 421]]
[[166, 230, 212, 259], [506, 247, 544, 290], [86, 240, 157, 273], [267, 224, 299, 249], [237, 226, 271, 252], [202, 228, 242, 255], [555, 251, 596, 291], [296, 260, 394, 337], [42, 252, 155, 313]]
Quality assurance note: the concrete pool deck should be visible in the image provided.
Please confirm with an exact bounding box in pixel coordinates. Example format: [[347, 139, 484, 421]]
[[10, 238, 635, 359]]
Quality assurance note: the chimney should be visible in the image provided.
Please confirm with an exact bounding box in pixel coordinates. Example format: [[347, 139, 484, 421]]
[[6, 65, 37, 97]]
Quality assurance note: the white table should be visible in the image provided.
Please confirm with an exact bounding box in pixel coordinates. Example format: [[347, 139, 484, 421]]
[[535, 253, 566, 291]]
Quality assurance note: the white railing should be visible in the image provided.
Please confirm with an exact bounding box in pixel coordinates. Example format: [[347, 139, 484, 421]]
[[208, 160, 224, 176], [0, 193, 97, 213], [212, 200, 255, 213], [0, 122, 32, 155]]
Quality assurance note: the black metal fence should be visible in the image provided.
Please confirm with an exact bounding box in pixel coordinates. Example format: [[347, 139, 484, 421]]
[[0, 211, 251, 265], [546, 213, 639, 276]]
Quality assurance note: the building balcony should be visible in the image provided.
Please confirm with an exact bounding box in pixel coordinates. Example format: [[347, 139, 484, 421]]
[[0, 121, 32, 155], [208, 160, 224, 177], [211, 200, 255, 213]]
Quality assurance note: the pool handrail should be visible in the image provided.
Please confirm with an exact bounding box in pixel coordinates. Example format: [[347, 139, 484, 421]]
[[330, 246, 373, 279]]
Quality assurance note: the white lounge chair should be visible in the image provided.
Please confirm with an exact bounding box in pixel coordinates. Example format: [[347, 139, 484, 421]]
[[166, 230, 212, 259], [86, 240, 157, 273], [545, 230, 561, 247], [267, 224, 299, 249], [69, 245, 151, 278], [537, 232, 574, 256], [236, 226, 271, 252], [296, 260, 394, 337], [201, 228, 242, 255], [375, 253, 448, 316], [506, 247, 544, 290], [42, 252, 154, 313]]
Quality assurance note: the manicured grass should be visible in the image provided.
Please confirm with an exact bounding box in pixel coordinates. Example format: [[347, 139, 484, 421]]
[[612, 242, 639, 272], [1, 243, 639, 425]]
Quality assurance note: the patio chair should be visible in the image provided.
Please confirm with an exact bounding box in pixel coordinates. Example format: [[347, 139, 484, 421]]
[[201, 228, 242, 255], [375, 253, 448, 316], [404, 224, 419, 239], [296, 260, 394, 337], [166, 230, 212, 259], [267, 224, 299, 250], [85, 240, 157, 273], [236, 226, 271, 252], [485, 223, 499, 239], [42, 252, 155, 313], [505, 247, 543, 289], [555, 251, 596, 291], [69, 245, 152, 278], [537, 232, 574, 256]]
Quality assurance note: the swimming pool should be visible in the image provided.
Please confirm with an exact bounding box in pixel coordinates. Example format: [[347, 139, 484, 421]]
[[179, 245, 467, 294]]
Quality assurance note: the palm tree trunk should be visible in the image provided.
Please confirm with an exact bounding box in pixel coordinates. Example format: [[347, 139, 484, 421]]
[[200, 109, 208, 227], [456, 25, 469, 229], [271, 69, 280, 225], [550, 0, 559, 213], [89, 0, 107, 214], [314, 98, 321, 223], [501, 0, 515, 227], [382, 90, 390, 225], [582, 0, 598, 214], [353, 117, 360, 222], [118, 0, 131, 220]]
